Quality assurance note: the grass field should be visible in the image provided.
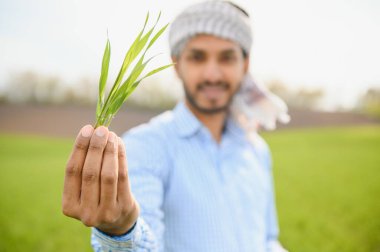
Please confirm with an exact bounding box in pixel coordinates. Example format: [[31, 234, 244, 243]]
[[0, 126, 379, 252]]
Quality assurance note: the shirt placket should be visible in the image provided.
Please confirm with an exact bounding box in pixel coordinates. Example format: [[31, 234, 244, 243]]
[[200, 127, 224, 181]]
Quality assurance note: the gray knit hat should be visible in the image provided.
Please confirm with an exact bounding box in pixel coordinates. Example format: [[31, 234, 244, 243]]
[[169, 1, 252, 57]]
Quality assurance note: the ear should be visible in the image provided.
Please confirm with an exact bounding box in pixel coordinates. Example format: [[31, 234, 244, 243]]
[[243, 56, 250, 74], [171, 56, 180, 75]]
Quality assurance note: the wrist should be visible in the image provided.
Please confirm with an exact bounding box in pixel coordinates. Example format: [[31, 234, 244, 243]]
[[97, 200, 140, 236], [96, 220, 137, 237]]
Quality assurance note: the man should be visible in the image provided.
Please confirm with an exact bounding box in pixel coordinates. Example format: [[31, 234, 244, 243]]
[[62, 1, 289, 251]]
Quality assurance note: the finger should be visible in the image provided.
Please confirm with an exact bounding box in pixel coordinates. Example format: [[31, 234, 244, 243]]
[[80, 126, 109, 210], [63, 125, 93, 213], [99, 132, 118, 208], [117, 137, 132, 204]]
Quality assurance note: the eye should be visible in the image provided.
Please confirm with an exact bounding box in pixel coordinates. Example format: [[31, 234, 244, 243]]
[[220, 53, 237, 63], [187, 52, 205, 62]]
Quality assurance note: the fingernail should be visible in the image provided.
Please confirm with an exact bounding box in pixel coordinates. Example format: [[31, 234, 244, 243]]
[[81, 125, 93, 137], [95, 126, 107, 137], [108, 132, 116, 143]]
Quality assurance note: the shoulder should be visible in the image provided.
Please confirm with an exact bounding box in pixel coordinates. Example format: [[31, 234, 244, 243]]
[[251, 132, 270, 153], [120, 110, 176, 179], [122, 110, 176, 143], [120, 110, 177, 164]]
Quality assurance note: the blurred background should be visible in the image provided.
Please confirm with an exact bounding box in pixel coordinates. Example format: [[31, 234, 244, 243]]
[[0, 0, 379, 251]]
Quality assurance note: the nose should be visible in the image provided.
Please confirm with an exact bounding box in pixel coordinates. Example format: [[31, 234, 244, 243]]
[[202, 59, 223, 83]]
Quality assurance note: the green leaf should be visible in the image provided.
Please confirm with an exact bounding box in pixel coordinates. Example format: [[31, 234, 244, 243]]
[[123, 63, 173, 107], [106, 55, 149, 115], [96, 38, 111, 119], [147, 23, 169, 50], [107, 94, 125, 116], [126, 54, 156, 86], [97, 13, 152, 123], [143, 63, 174, 79], [94, 12, 174, 127], [114, 12, 151, 85]]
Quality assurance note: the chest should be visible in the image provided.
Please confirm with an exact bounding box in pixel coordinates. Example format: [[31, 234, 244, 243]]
[[164, 136, 270, 230]]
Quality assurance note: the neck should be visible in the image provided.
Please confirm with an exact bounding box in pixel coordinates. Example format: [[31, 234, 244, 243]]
[[185, 101, 227, 143]]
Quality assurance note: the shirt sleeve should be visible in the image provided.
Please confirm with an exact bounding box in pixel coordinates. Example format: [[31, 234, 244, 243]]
[[90, 124, 169, 252], [265, 150, 280, 244], [266, 167, 289, 252], [253, 134, 288, 252], [91, 218, 157, 251]]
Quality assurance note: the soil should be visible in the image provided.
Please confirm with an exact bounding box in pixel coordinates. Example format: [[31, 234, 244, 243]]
[[0, 103, 378, 138]]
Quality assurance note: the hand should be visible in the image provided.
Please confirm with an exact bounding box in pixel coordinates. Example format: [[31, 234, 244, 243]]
[[62, 125, 139, 236]]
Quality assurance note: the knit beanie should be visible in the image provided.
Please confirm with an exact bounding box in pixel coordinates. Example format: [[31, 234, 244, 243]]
[[169, 1, 252, 57]]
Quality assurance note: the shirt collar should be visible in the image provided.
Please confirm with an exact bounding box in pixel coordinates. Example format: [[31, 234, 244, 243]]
[[173, 101, 248, 142], [173, 101, 202, 137], [224, 116, 247, 143]]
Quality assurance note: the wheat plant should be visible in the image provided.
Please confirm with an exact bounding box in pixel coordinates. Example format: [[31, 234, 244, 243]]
[[95, 12, 172, 127]]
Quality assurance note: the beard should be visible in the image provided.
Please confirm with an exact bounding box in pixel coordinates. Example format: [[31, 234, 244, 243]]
[[183, 81, 239, 115]]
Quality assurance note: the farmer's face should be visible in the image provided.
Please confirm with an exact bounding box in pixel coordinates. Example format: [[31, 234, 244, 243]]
[[173, 35, 249, 114]]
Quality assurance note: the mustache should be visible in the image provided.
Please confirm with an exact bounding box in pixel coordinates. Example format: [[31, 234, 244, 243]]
[[197, 81, 230, 91]]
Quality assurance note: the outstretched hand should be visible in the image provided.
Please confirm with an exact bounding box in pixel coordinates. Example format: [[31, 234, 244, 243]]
[[62, 125, 139, 236]]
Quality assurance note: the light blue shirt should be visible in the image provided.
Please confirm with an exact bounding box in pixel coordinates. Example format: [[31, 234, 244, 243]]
[[91, 102, 283, 252]]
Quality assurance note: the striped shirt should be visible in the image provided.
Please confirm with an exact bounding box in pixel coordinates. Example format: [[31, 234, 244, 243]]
[[91, 102, 285, 252]]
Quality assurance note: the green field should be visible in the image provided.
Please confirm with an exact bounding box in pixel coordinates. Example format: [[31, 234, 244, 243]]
[[0, 126, 379, 252]]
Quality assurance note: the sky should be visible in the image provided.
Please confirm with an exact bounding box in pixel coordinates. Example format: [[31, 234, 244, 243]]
[[0, 0, 380, 109]]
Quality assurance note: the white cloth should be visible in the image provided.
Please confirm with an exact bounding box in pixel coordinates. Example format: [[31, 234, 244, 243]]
[[231, 74, 290, 131]]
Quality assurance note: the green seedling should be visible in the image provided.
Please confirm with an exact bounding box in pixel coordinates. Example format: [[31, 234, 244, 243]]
[[95, 12, 173, 127]]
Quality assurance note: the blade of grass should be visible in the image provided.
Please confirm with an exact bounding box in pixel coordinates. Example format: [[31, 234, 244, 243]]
[[107, 13, 163, 107], [142, 63, 174, 79], [99, 53, 149, 120], [106, 60, 172, 117], [113, 13, 151, 88], [96, 38, 111, 118], [97, 13, 151, 123], [107, 57, 152, 115], [95, 12, 173, 127], [117, 63, 174, 111], [147, 23, 169, 50]]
